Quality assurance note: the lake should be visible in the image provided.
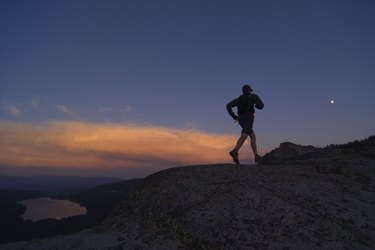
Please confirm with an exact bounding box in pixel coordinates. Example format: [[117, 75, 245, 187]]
[[19, 197, 87, 222]]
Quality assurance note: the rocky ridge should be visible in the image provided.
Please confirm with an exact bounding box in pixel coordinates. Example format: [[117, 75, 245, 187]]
[[1, 142, 374, 249]]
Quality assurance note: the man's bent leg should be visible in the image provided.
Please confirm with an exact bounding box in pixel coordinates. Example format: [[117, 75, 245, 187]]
[[229, 133, 248, 165], [234, 133, 248, 152], [250, 131, 262, 162], [250, 132, 258, 155]]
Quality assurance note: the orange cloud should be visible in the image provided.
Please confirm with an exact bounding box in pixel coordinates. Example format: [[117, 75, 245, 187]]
[[0, 120, 238, 172]]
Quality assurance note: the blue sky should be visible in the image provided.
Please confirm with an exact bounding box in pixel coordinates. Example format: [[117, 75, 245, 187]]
[[1, 0, 374, 177]]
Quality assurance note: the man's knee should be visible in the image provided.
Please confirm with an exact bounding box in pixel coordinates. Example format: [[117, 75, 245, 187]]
[[250, 131, 256, 140], [240, 133, 249, 139]]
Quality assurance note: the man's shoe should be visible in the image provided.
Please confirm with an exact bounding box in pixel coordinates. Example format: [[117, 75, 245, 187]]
[[255, 154, 262, 163], [229, 150, 240, 165]]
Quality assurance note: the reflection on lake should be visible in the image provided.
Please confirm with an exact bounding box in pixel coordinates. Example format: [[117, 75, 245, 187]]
[[19, 197, 87, 222]]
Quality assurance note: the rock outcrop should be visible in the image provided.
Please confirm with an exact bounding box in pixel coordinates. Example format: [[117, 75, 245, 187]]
[[260, 141, 375, 165], [259, 142, 327, 165], [1, 143, 375, 249]]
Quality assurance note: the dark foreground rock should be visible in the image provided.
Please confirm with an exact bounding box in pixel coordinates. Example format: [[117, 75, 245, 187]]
[[1, 145, 375, 249]]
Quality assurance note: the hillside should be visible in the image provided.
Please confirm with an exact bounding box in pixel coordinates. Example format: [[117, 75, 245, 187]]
[[0, 176, 122, 191], [0, 179, 141, 244], [1, 142, 374, 249]]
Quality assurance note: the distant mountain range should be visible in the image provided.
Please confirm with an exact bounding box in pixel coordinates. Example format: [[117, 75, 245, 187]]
[[0, 175, 122, 191]]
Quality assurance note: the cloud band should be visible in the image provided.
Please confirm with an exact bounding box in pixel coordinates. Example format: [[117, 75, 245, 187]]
[[0, 120, 237, 173]]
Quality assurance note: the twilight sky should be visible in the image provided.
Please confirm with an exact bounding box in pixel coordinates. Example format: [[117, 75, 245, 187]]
[[1, 0, 374, 178]]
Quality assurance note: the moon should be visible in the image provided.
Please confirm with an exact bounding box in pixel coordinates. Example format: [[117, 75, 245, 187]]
[[330, 100, 335, 104]]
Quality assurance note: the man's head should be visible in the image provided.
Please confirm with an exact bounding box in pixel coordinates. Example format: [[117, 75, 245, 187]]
[[242, 84, 253, 93]]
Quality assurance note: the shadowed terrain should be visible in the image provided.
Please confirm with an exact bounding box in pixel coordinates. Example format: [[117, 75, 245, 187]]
[[1, 138, 374, 249]]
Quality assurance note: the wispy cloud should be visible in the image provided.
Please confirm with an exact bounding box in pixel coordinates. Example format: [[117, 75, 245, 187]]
[[30, 99, 41, 111], [55, 105, 81, 119], [94, 105, 134, 122], [55, 105, 73, 114], [0, 120, 237, 175], [97, 107, 114, 113], [124, 105, 132, 112], [97, 106, 132, 114], [1, 103, 21, 116]]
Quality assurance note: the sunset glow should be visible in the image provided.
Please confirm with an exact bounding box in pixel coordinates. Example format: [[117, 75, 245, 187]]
[[0, 120, 238, 174]]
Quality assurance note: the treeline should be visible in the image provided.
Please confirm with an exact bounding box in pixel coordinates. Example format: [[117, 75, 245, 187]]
[[325, 135, 375, 150], [0, 179, 141, 244]]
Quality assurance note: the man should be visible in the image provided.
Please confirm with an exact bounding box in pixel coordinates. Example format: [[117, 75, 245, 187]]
[[226, 84, 264, 164]]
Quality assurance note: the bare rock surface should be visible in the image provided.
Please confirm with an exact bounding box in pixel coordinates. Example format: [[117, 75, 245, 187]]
[[1, 143, 375, 249]]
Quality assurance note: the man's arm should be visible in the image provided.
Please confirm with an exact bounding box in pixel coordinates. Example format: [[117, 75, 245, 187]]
[[226, 99, 239, 120], [252, 94, 264, 110]]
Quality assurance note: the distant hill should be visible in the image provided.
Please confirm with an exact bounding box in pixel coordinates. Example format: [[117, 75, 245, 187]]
[[325, 135, 375, 150], [0, 175, 122, 191]]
